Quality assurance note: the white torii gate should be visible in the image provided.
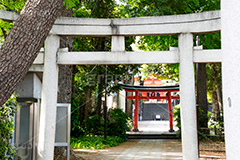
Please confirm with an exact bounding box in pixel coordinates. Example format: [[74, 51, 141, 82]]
[[1, 1, 240, 159]]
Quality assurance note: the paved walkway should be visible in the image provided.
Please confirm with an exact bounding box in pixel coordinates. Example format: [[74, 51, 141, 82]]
[[75, 139, 182, 160], [74, 121, 182, 160], [128, 121, 178, 134]]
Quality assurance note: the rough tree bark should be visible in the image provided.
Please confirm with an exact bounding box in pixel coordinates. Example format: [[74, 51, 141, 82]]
[[211, 90, 219, 120], [57, 7, 74, 103], [96, 38, 106, 116], [197, 63, 208, 128], [126, 70, 135, 119], [54, 6, 78, 160], [81, 88, 93, 123], [216, 86, 223, 115], [0, 0, 64, 106], [97, 72, 103, 115]]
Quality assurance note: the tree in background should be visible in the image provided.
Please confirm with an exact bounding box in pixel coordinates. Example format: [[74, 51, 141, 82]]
[[119, 0, 221, 129], [69, 0, 139, 137], [0, 0, 223, 138]]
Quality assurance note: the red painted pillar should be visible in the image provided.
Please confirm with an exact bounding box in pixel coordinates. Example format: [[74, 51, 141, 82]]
[[133, 91, 139, 132], [167, 91, 174, 132]]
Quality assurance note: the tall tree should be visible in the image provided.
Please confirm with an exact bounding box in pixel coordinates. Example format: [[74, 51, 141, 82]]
[[120, 0, 221, 128], [0, 0, 64, 106], [58, 7, 74, 103]]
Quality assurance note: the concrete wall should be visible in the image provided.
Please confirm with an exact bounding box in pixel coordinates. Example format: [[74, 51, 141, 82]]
[[15, 73, 42, 99], [142, 103, 169, 120]]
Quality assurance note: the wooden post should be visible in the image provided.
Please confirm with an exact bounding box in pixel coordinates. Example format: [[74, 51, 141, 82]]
[[133, 91, 139, 131], [168, 91, 174, 132]]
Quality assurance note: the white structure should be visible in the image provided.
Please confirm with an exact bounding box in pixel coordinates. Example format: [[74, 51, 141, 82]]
[[221, 0, 240, 159], [1, 6, 239, 159], [179, 33, 198, 159]]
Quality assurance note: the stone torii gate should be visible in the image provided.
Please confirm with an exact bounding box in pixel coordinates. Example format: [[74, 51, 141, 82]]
[[1, 1, 240, 159]]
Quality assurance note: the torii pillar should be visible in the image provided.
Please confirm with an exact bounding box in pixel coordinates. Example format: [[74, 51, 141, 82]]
[[179, 33, 198, 160], [222, 1, 240, 159], [37, 35, 59, 159]]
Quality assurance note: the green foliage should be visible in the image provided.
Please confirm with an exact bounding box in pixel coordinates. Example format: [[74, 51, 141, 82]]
[[0, 19, 13, 45], [71, 103, 85, 137], [120, 0, 189, 18], [72, 108, 131, 140], [173, 105, 181, 138], [126, 117, 133, 131], [208, 111, 224, 141], [84, 114, 102, 135], [0, 0, 25, 12], [0, 0, 25, 45], [175, 105, 207, 139], [0, 95, 20, 159], [71, 109, 130, 149], [122, 0, 221, 85], [173, 104, 223, 141], [82, 108, 131, 139], [64, 0, 80, 9], [71, 136, 125, 149], [107, 108, 130, 139]]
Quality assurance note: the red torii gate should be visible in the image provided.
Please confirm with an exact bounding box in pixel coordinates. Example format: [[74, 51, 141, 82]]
[[122, 84, 180, 132]]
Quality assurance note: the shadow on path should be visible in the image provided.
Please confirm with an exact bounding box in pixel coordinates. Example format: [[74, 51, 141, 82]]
[[74, 139, 182, 160]]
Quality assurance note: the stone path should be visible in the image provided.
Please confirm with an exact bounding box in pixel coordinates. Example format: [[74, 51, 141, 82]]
[[74, 139, 182, 160], [138, 121, 178, 133]]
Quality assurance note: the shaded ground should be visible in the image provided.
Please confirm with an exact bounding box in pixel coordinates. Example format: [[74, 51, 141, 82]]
[[199, 141, 226, 159], [74, 139, 182, 160], [71, 121, 225, 160]]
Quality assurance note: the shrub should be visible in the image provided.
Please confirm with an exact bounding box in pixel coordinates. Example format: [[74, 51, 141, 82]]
[[173, 105, 181, 138], [79, 108, 130, 140], [84, 114, 103, 135], [0, 95, 20, 159], [71, 136, 125, 149], [107, 108, 129, 139]]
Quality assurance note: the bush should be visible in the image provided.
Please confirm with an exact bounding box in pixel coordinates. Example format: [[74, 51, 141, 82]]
[[71, 136, 125, 149], [82, 108, 130, 139], [84, 114, 103, 135], [71, 108, 130, 149], [107, 108, 130, 139], [173, 105, 181, 138], [0, 95, 20, 159]]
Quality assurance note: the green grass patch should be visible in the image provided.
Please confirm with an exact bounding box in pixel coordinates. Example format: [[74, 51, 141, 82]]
[[71, 136, 126, 149]]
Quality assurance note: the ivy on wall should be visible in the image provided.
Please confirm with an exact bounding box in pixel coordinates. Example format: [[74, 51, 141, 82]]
[[0, 95, 20, 159]]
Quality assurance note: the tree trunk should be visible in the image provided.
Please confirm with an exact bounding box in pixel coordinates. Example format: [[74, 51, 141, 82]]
[[57, 7, 74, 103], [97, 73, 103, 115], [55, 6, 79, 160], [196, 63, 208, 128], [96, 38, 105, 116], [126, 92, 133, 118], [84, 88, 93, 121], [79, 88, 93, 124], [216, 86, 223, 116], [71, 65, 78, 97], [0, 0, 64, 106], [126, 70, 135, 119], [211, 91, 219, 120], [58, 65, 72, 103]]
